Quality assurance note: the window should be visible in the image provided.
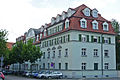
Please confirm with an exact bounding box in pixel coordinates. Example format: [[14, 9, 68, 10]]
[[81, 48, 86, 56], [52, 51, 55, 58], [94, 49, 98, 57], [65, 19, 69, 29], [65, 63, 68, 70], [44, 29, 47, 37], [83, 8, 90, 16], [59, 63, 61, 70], [103, 22, 109, 31], [43, 52, 45, 59], [82, 63, 86, 70], [65, 35, 70, 42], [47, 52, 50, 59], [93, 36, 98, 42], [104, 37, 109, 44], [48, 63, 50, 69], [43, 63, 45, 69], [65, 49, 68, 57], [104, 63, 109, 70], [36, 35, 39, 41], [94, 63, 98, 70], [92, 20, 98, 30], [104, 50, 109, 57], [82, 35, 87, 42], [80, 18, 87, 28], [92, 9, 98, 18], [58, 50, 61, 58]]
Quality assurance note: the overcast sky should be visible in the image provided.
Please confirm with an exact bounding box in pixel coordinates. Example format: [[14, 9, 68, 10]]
[[0, 0, 120, 42]]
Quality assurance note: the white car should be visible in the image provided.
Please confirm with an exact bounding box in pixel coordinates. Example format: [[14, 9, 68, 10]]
[[37, 71, 46, 79], [52, 71, 63, 79], [44, 71, 63, 79]]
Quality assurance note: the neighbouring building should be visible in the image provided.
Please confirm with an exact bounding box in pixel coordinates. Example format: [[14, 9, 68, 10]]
[[10, 4, 117, 78]]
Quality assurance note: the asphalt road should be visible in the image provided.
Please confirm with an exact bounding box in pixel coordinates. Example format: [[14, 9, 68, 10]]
[[4, 75, 120, 80], [5, 75, 38, 80]]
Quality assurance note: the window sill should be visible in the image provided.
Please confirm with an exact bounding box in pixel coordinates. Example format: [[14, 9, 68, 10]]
[[104, 56, 109, 58], [81, 55, 87, 57], [93, 56, 99, 57]]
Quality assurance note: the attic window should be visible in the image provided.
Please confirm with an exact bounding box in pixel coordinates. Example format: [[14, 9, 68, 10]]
[[103, 22, 109, 31], [65, 19, 69, 29], [80, 18, 87, 28], [92, 20, 98, 30], [83, 8, 90, 17], [92, 9, 98, 18]]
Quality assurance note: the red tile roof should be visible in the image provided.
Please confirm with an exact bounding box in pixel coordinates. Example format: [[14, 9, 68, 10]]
[[34, 4, 116, 44], [6, 42, 14, 50]]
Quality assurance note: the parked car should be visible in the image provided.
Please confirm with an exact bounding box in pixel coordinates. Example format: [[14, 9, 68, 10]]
[[25, 71, 31, 77], [37, 71, 46, 79], [0, 72, 5, 80], [52, 71, 63, 79], [43, 71, 63, 79]]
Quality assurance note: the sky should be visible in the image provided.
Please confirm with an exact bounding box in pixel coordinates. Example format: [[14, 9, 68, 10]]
[[0, 0, 120, 42]]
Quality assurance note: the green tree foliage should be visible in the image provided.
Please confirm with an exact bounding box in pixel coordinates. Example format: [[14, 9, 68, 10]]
[[0, 29, 8, 56], [9, 39, 42, 65], [111, 19, 120, 69]]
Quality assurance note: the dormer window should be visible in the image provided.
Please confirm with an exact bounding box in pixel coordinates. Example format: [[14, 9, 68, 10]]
[[40, 33, 42, 39], [80, 18, 87, 28], [37, 35, 39, 41], [103, 22, 109, 31], [92, 9, 98, 18], [44, 29, 47, 37], [83, 8, 90, 17], [51, 17, 55, 25], [62, 12, 66, 20], [92, 20, 98, 30], [65, 19, 69, 29], [56, 15, 61, 22], [40, 27, 44, 32]]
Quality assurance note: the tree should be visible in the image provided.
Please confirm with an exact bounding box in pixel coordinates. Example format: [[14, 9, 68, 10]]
[[9, 39, 42, 71], [111, 19, 120, 69], [0, 29, 8, 56]]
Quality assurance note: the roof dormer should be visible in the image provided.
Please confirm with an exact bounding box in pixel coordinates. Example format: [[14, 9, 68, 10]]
[[83, 8, 90, 17], [92, 8, 98, 18], [56, 14, 61, 22], [67, 8, 76, 17], [40, 26, 44, 32], [51, 17, 56, 25], [62, 11, 67, 20]]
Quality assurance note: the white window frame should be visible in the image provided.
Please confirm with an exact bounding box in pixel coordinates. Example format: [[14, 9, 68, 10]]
[[44, 29, 46, 37], [80, 18, 87, 28], [83, 8, 90, 16], [104, 50, 109, 57], [94, 49, 98, 57], [103, 22, 109, 31], [82, 35, 87, 42], [104, 37, 109, 44], [82, 63, 86, 70], [93, 36, 98, 42], [92, 9, 98, 18], [65, 19, 69, 29], [92, 20, 98, 30], [104, 63, 109, 70], [81, 48, 87, 56]]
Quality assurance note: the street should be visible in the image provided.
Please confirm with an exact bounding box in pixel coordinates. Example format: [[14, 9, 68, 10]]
[[5, 75, 38, 80], [4, 75, 120, 80]]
